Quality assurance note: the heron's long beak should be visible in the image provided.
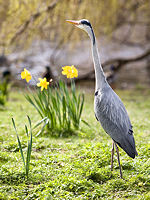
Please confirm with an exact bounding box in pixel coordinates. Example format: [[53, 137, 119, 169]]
[[66, 20, 80, 25]]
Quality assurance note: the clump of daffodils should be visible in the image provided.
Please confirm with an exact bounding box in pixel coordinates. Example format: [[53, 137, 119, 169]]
[[62, 65, 78, 79], [20, 65, 85, 136]]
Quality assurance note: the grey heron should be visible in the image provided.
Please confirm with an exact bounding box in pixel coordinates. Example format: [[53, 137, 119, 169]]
[[66, 19, 138, 178]]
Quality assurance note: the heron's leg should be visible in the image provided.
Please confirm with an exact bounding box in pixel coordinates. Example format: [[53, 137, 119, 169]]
[[111, 141, 114, 171], [114, 143, 123, 179]]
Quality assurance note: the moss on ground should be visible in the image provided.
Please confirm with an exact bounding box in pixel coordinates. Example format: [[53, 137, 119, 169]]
[[0, 88, 150, 199]]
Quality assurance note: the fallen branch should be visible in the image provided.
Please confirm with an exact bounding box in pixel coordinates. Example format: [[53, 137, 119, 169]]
[[74, 47, 150, 82], [103, 47, 150, 68]]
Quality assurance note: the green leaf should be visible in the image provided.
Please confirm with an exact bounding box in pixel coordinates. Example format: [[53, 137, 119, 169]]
[[26, 116, 32, 177], [33, 117, 48, 129], [81, 119, 91, 127], [25, 125, 28, 137], [79, 94, 84, 119], [12, 118, 26, 170], [36, 119, 49, 136], [27, 115, 31, 129]]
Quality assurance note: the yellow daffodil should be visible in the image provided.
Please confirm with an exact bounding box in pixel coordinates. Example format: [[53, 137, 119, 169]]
[[21, 68, 32, 83], [62, 65, 78, 79], [37, 77, 49, 91]]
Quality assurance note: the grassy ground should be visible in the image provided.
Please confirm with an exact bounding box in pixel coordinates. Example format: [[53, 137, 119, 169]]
[[0, 88, 150, 199]]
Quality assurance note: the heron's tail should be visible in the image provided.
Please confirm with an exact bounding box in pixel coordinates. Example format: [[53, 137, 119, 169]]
[[115, 134, 138, 159]]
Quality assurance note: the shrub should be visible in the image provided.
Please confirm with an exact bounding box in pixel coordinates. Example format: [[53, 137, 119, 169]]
[[0, 80, 10, 105]]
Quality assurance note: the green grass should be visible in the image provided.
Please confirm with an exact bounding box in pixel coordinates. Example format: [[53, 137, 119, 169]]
[[0, 88, 150, 199]]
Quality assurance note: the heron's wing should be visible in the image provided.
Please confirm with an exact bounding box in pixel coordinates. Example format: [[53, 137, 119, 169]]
[[95, 87, 131, 132], [94, 87, 137, 158]]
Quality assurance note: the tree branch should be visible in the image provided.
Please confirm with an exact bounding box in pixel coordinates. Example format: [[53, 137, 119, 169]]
[[75, 47, 150, 82], [103, 47, 150, 67]]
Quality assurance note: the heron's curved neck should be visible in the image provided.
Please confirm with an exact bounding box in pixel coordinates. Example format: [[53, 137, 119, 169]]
[[87, 28, 107, 90]]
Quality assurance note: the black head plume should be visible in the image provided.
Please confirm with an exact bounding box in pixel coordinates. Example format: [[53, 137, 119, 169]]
[[81, 20, 92, 28]]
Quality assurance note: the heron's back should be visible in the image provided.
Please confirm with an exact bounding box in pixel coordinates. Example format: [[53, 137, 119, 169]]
[[94, 85, 138, 158]]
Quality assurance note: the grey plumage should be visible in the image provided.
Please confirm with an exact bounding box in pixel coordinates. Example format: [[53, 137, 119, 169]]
[[94, 84, 138, 158], [66, 19, 138, 160]]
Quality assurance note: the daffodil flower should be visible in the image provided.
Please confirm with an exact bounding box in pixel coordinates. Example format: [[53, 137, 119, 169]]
[[21, 68, 32, 83], [37, 77, 49, 91], [62, 65, 78, 79]]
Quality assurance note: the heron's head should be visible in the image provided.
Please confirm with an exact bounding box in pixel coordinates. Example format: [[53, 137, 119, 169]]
[[66, 19, 92, 33], [66, 19, 95, 44]]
